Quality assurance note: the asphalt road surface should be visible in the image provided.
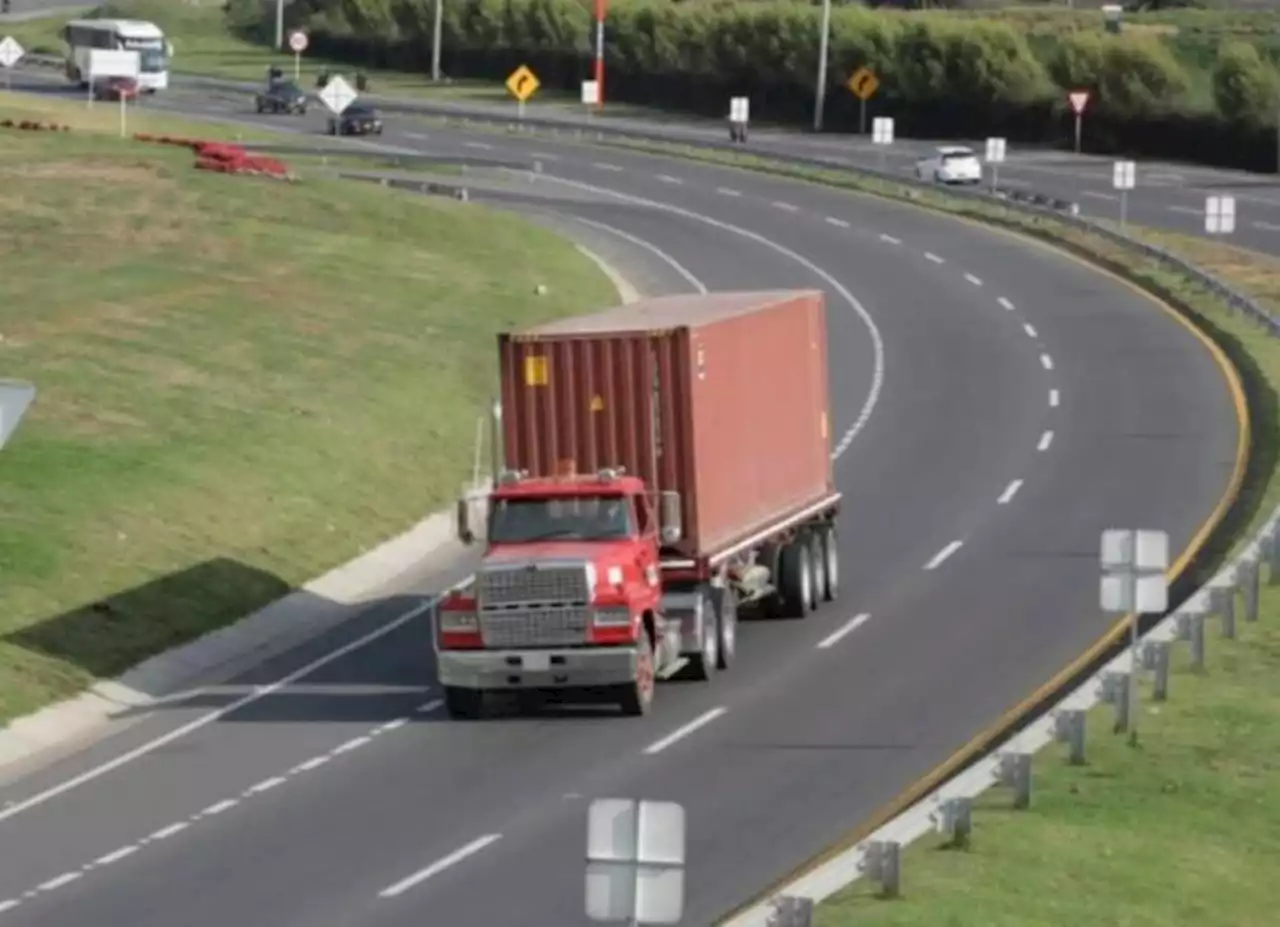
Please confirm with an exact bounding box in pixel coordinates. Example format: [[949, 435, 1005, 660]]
[[0, 75, 1244, 926]]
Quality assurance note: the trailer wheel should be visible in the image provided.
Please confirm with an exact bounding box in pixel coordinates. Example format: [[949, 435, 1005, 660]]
[[778, 539, 814, 618], [618, 633, 656, 716], [713, 586, 738, 669], [444, 686, 484, 720], [819, 524, 839, 601], [686, 588, 719, 682]]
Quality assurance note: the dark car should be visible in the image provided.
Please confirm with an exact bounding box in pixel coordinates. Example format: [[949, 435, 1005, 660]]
[[93, 77, 141, 102], [255, 80, 308, 116], [328, 102, 383, 136]]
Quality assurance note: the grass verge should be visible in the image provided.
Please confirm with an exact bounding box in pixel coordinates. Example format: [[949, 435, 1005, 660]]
[[0, 91, 616, 726], [561, 144, 1280, 927]]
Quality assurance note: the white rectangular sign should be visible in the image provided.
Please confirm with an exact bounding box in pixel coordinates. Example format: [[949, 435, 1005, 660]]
[[88, 49, 140, 80], [985, 137, 1007, 163], [871, 116, 893, 145], [729, 96, 749, 123], [581, 80, 600, 106], [1205, 195, 1236, 235], [585, 799, 685, 925], [1100, 528, 1169, 614], [1112, 160, 1136, 190]]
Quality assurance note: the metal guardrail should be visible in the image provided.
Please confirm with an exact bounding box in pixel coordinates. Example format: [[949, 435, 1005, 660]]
[[725, 501, 1280, 926]]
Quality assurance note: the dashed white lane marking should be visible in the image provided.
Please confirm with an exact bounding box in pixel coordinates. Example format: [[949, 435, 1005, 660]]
[[1038, 430, 1055, 451], [200, 798, 238, 816], [246, 775, 287, 795], [772, 200, 799, 211], [1049, 388, 1060, 407], [333, 735, 372, 755], [94, 845, 140, 867], [964, 273, 983, 286], [529, 151, 559, 161], [570, 215, 709, 295], [1023, 323, 1038, 338], [1040, 353, 1054, 370], [716, 186, 742, 197], [924, 540, 964, 571], [998, 297, 1015, 311], [925, 252, 945, 264], [1253, 220, 1280, 232], [1167, 205, 1200, 216], [377, 834, 504, 899], [593, 162, 622, 171], [464, 141, 492, 150], [377, 717, 409, 733], [826, 216, 850, 228], [417, 698, 444, 713], [879, 233, 901, 244], [292, 755, 330, 773], [643, 707, 729, 755], [403, 131, 430, 141], [37, 872, 81, 892], [1083, 190, 1118, 202], [998, 480, 1024, 505], [816, 613, 870, 649], [0, 900, 19, 913], [657, 173, 683, 184], [148, 821, 189, 841]]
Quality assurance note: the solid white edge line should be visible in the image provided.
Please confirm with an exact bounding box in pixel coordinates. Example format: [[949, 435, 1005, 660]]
[[568, 215, 709, 295], [643, 706, 728, 755], [0, 598, 436, 824], [377, 834, 503, 899], [1038, 430, 1055, 451], [816, 614, 870, 650], [923, 540, 963, 571], [997, 479, 1023, 505], [1049, 388, 1060, 407]]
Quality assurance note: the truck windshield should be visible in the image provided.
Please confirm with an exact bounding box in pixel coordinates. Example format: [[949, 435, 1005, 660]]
[[490, 495, 634, 543]]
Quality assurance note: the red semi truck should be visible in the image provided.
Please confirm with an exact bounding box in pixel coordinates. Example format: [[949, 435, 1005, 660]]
[[434, 290, 842, 718]]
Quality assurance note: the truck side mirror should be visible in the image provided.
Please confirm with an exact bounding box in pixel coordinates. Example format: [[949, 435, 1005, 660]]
[[455, 496, 475, 545], [659, 490, 683, 544]]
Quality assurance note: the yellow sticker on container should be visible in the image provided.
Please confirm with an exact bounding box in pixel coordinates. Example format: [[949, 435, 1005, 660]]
[[589, 394, 605, 412], [524, 355, 548, 387]]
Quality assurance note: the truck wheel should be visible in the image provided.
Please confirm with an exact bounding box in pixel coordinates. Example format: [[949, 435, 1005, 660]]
[[819, 524, 840, 601], [778, 539, 814, 618], [444, 686, 484, 719], [713, 586, 738, 669], [686, 588, 719, 682], [807, 531, 827, 607], [618, 633, 656, 716]]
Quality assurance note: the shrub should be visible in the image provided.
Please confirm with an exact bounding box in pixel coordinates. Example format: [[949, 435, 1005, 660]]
[[1213, 41, 1279, 125]]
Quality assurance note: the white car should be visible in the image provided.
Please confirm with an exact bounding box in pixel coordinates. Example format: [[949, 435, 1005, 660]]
[[915, 146, 983, 185]]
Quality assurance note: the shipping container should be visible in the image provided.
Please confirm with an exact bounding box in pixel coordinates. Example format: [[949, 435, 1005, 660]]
[[497, 290, 836, 563]]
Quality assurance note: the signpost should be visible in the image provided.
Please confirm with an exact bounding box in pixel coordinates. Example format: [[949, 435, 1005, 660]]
[[729, 96, 749, 144], [1206, 195, 1236, 235], [0, 35, 24, 91], [1100, 529, 1169, 746], [288, 30, 307, 82], [1068, 89, 1089, 153], [317, 73, 356, 122], [505, 63, 540, 120], [846, 66, 879, 136], [586, 798, 685, 925], [1112, 159, 1135, 232], [813, 0, 833, 132], [0, 380, 36, 452], [871, 116, 893, 171], [985, 137, 1007, 194]]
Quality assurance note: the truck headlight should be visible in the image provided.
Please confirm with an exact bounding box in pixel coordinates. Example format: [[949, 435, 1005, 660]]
[[593, 607, 632, 627]]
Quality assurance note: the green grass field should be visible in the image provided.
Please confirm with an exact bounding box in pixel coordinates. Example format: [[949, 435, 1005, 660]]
[[0, 91, 616, 725]]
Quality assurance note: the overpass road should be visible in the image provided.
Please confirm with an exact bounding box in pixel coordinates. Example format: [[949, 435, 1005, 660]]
[[0, 76, 1244, 926]]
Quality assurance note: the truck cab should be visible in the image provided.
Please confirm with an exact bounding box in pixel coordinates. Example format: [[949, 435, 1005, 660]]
[[435, 467, 699, 719]]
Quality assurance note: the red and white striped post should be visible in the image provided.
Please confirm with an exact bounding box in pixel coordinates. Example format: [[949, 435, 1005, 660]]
[[593, 0, 606, 108]]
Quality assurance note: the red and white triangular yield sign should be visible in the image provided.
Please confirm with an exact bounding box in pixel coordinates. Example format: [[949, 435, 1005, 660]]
[[1068, 90, 1090, 115]]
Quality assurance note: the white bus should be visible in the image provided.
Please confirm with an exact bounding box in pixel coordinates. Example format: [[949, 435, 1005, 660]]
[[60, 19, 173, 92]]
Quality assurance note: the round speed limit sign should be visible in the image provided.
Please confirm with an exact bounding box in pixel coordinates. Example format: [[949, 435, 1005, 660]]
[[288, 31, 308, 54]]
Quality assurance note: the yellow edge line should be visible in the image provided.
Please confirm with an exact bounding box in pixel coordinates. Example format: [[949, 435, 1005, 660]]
[[680, 147, 1255, 923]]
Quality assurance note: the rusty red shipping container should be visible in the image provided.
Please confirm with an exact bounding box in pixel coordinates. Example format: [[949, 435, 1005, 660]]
[[496, 290, 834, 561]]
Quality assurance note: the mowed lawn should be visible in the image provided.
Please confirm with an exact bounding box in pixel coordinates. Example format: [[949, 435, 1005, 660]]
[[0, 95, 616, 724]]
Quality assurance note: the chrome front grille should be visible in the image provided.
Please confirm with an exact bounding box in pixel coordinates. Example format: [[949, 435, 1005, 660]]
[[476, 564, 591, 608], [479, 607, 591, 648]]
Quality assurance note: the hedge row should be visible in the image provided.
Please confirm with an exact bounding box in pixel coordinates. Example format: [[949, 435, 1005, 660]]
[[248, 0, 1279, 169]]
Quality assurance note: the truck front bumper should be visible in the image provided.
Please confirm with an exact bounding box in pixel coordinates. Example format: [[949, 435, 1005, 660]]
[[436, 646, 639, 691]]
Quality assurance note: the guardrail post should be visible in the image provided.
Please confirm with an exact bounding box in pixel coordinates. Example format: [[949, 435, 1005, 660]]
[[1177, 611, 1207, 671], [1211, 583, 1237, 639], [1103, 670, 1131, 733], [1243, 561, 1260, 622], [864, 840, 901, 898], [998, 751, 1032, 809], [1141, 640, 1171, 701], [1266, 523, 1280, 585], [937, 796, 972, 848], [1054, 708, 1086, 765], [766, 895, 814, 927]]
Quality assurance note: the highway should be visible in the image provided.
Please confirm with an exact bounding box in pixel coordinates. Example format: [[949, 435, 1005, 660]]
[[0, 75, 1245, 926]]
